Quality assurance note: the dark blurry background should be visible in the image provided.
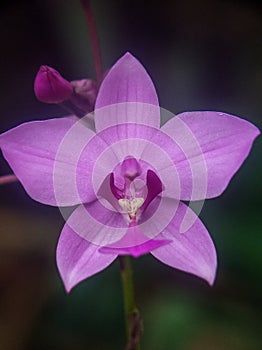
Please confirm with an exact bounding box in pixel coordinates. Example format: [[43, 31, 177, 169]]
[[0, 0, 261, 349]]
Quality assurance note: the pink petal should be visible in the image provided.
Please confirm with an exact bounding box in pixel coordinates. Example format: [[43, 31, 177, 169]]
[[95, 52, 160, 131], [0, 117, 96, 206], [56, 223, 118, 292], [151, 201, 217, 285], [100, 222, 170, 258], [64, 201, 127, 247], [89, 124, 181, 207], [141, 170, 163, 211], [97, 173, 121, 211], [109, 172, 124, 200], [160, 111, 260, 200], [83, 124, 159, 196]]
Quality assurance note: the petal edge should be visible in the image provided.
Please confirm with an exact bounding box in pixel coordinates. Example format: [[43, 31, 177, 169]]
[[56, 223, 118, 292]]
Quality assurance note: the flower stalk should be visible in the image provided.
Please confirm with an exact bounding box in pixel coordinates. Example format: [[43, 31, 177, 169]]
[[119, 256, 142, 350], [0, 174, 18, 185], [80, 0, 103, 84]]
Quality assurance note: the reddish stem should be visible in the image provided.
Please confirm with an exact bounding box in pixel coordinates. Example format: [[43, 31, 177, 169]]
[[80, 0, 103, 84], [0, 174, 18, 185]]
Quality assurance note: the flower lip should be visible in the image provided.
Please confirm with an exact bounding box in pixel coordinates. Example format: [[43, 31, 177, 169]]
[[99, 220, 172, 258]]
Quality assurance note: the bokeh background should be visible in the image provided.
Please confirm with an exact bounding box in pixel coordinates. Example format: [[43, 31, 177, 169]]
[[0, 0, 261, 349]]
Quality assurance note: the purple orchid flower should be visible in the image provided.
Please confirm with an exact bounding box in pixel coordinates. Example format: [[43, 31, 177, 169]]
[[0, 53, 259, 292]]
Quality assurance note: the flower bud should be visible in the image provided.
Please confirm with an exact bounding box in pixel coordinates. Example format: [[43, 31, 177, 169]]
[[34, 65, 73, 104]]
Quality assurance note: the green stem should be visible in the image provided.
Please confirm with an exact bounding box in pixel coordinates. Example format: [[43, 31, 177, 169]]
[[119, 256, 142, 350]]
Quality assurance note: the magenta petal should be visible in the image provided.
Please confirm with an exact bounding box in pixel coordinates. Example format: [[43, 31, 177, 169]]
[[34, 65, 73, 103], [100, 240, 169, 258], [151, 201, 217, 285], [142, 170, 163, 212], [95, 52, 160, 131], [56, 223, 118, 292], [80, 124, 159, 196], [0, 117, 96, 206], [100, 223, 170, 258], [109, 173, 123, 200], [97, 173, 121, 210], [95, 52, 159, 107], [64, 201, 127, 247], [161, 111, 260, 200]]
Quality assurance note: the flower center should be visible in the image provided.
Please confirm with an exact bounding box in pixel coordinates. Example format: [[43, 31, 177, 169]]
[[98, 156, 163, 224], [118, 197, 145, 219]]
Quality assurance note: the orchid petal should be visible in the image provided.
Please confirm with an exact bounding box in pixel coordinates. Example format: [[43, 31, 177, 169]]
[[0, 117, 96, 206], [96, 52, 158, 107], [97, 173, 121, 210], [151, 201, 217, 285], [56, 223, 118, 292], [89, 123, 182, 202], [100, 222, 170, 258], [161, 111, 260, 200], [109, 172, 123, 200], [141, 170, 163, 212], [64, 201, 127, 247], [82, 124, 159, 195], [95, 52, 160, 131]]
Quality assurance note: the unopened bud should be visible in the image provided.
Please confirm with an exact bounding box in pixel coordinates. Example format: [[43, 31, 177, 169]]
[[34, 65, 73, 104]]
